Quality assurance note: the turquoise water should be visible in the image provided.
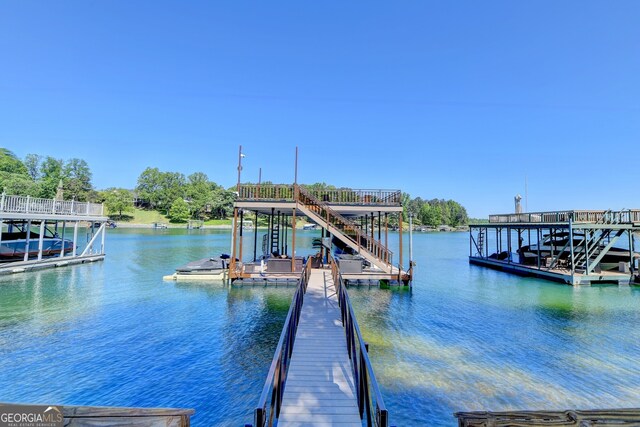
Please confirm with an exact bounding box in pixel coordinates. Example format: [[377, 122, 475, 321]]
[[2, 229, 640, 426]]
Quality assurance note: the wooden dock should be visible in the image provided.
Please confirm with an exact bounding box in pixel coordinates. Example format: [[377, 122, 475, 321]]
[[277, 268, 361, 426]]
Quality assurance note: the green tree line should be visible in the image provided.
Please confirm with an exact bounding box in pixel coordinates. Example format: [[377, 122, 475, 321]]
[[402, 193, 469, 227], [0, 149, 95, 201]]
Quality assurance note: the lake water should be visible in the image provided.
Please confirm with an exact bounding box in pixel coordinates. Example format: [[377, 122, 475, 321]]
[[1, 229, 640, 426]]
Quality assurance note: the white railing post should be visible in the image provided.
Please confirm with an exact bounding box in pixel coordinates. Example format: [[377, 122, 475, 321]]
[[0, 192, 5, 211], [26, 195, 31, 213], [52, 197, 56, 214]]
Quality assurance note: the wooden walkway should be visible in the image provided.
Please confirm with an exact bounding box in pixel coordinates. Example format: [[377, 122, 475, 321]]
[[278, 268, 361, 426]]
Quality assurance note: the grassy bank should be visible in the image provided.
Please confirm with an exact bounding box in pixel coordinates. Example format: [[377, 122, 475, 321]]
[[111, 208, 232, 227]]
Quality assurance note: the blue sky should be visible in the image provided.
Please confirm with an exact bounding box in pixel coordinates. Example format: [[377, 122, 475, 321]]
[[1, 1, 638, 217]]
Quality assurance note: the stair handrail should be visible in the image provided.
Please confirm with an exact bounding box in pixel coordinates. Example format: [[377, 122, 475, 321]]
[[253, 260, 312, 427], [330, 254, 389, 427], [295, 185, 393, 266]]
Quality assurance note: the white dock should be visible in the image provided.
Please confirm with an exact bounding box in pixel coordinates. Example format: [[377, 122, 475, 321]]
[[278, 268, 361, 426]]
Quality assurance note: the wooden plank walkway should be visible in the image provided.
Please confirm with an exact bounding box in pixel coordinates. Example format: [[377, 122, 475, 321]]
[[278, 268, 361, 427]]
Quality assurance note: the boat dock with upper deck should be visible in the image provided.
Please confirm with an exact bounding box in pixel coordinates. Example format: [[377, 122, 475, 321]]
[[469, 209, 640, 286], [0, 194, 108, 275], [228, 183, 412, 284]]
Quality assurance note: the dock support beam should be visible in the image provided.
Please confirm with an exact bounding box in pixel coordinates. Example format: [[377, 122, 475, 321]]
[[37, 221, 45, 261], [398, 212, 403, 276], [239, 210, 244, 264], [291, 207, 296, 272], [24, 220, 31, 262], [253, 211, 258, 262]]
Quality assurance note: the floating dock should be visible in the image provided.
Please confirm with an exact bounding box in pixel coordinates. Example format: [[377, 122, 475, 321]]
[[469, 209, 640, 286], [0, 194, 108, 275]]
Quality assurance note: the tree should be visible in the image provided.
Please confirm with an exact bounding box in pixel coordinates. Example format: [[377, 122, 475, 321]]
[[102, 188, 134, 219], [168, 197, 190, 222], [157, 172, 186, 214], [0, 149, 36, 195], [24, 154, 42, 180], [63, 158, 94, 201], [38, 157, 64, 199], [210, 185, 234, 219], [0, 149, 28, 175], [136, 167, 163, 209], [186, 172, 213, 219]]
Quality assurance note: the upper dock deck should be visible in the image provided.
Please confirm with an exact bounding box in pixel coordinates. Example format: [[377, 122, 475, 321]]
[[483, 209, 640, 225], [0, 194, 106, 221], [236, 184, 403, 216]]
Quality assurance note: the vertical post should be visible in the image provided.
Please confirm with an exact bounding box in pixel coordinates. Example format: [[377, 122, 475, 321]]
[[24, 220, 31, 261], [269, 208, 275, 254], [384, 213, 388, 263], [629, 229, 635, 274], [569, 220, 575, 277], [378, 211, 381, 241], [398, 212, 403, 273], [59, 221, 66, 258], [0, 220, 3, 252], [73, 221, 79, 257], [239, 210, 244, 265], [231, 208, 238, 274], [537, 228, 541, 269], [292, 207, 297, 272], [253, 211, 258, 262], [101, 222, 106, 255], [257, 167, 262, 199], [26, 195, 30, 214], [37, 221, 45, 261], [507, 226, 511, 263], [584, 230, 591, 274], [236, 145, 243, 194], [409, 213, 413, 268], [294, 146, 298, 185]]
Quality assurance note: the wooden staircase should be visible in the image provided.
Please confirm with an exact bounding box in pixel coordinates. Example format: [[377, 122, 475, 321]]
[[294, 185, 393, 273]]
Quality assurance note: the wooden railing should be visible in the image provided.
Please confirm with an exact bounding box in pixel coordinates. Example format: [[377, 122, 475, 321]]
[[253, 260, 312, 427], [296, 185, 393, 267], [0, 194, 104, 217], [331, 255, 389, 427], [488, 209, 640, 224], [238, 184, 401, 207]]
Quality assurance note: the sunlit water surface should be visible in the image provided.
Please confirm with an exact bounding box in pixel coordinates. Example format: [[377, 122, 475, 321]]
[[1, 229, 640, 426]]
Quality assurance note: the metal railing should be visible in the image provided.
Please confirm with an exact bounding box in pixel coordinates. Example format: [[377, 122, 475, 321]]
[[331, 254, 389, 427], [296, 185, 393, 267], [0, 194, 104, 217], [253, 260, 312, 427], [488, 209, 640, 224], [238, 184, 402, 207]]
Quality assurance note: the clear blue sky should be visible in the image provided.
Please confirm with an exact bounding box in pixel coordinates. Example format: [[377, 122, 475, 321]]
[[1, 1, 638, 217]]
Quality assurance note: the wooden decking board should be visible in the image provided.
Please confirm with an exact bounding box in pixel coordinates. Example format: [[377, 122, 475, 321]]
[[278, 269, 361, 427]]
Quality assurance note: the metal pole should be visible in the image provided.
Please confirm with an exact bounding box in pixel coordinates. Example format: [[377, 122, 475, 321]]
[[569, 220, 575, 278], [24, 220, 31, 262], [73, 221, 79, 257], [294, 146, 298, 185], [236, 145, 243, 193], [37, 221, 45, 261], [409, 213, 413, 267], [291, 207, 297, 272], [384, 213, 388, 263], [101, 221, 106, 254], [398, 212, 403, 273], [253, 211, 258, 262], [239, 210, 244, 264], [231, 208, 238, 274], [60, 221, 67, 258]]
